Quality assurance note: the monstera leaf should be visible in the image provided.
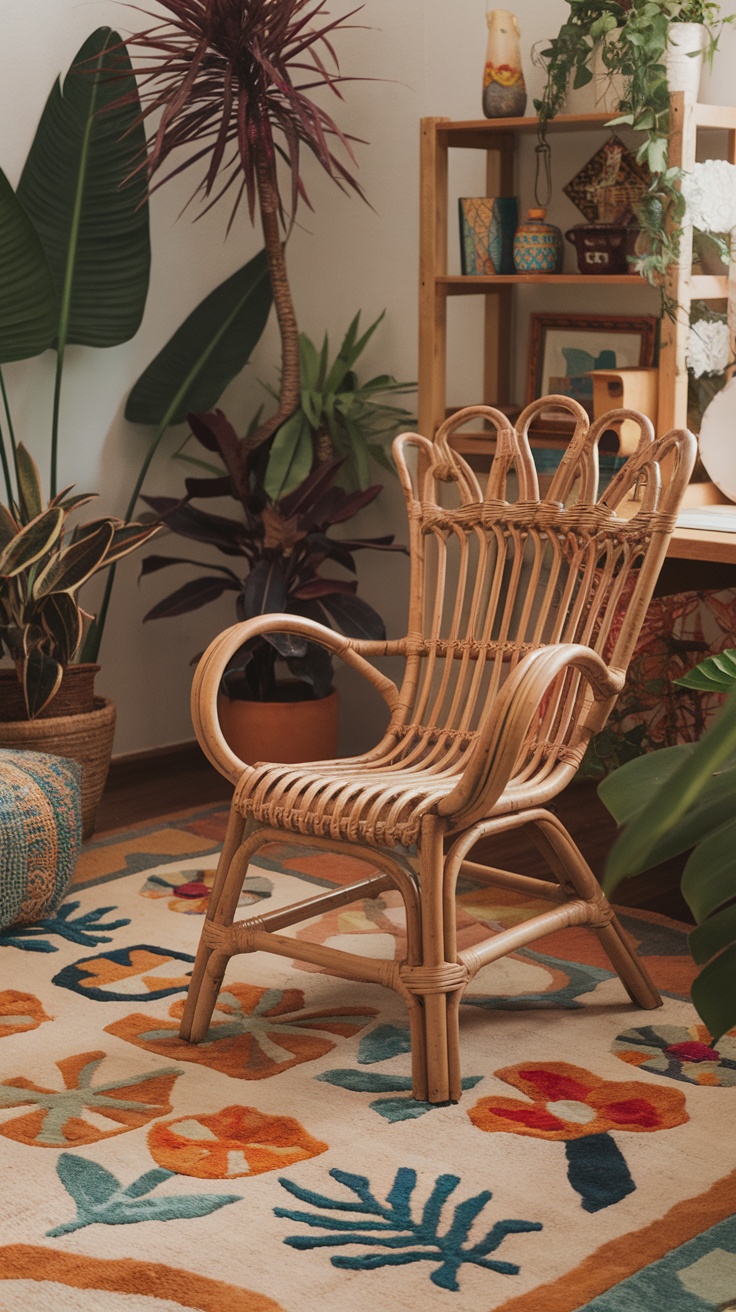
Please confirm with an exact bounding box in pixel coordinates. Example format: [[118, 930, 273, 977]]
[[16, 27, 150, 350], [602, 690, 736, 1042]]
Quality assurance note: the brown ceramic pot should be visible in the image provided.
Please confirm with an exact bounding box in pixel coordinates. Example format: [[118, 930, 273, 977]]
[[216, 684, 339, 766]]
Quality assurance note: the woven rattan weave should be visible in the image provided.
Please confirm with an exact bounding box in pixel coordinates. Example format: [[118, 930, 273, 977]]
[[182, 397, 696, 1103]]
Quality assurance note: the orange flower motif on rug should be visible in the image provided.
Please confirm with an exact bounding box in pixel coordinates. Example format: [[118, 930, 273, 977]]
[[149, 1105, 328, 1179], [0, 989, 51, 1038], [0, 1051, 180, 1147], [105, 983, 377, 1080], [469, 1061, 688, 1213]]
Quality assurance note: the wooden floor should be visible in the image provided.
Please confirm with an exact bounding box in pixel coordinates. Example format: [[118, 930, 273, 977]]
[[96, 742, 691, 924]]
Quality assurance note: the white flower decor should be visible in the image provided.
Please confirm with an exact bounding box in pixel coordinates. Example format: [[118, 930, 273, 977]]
[[687, 318, 732, 378], [681, 160, 736, 234]]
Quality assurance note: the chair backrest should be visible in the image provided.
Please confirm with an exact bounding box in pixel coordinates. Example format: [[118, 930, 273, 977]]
[[389, 397, 695, 786]]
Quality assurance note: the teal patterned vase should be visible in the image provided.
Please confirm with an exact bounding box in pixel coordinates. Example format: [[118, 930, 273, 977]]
[[513, 208, 563, 274]]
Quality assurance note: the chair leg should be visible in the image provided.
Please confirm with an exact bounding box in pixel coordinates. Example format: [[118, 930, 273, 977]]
[[180, 809, 249, 1043], [529, 812, 662, 1011], [594, 914, 663, 1010], [413, 817, 456, 1105]]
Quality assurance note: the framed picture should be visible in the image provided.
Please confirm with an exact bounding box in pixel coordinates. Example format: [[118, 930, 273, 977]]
[[527, 313, 658, 411]]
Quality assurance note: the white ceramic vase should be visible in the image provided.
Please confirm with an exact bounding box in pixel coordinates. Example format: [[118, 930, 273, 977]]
[[666, 22, 707, 101]]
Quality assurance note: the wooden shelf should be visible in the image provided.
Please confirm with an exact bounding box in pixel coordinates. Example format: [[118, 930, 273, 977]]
[[419, 99, 736, 565], [435, 106, 736, 149], [436, 113, 621, 149], [440, 274, 643, 293]]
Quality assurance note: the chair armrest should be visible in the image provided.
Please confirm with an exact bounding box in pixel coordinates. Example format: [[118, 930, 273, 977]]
[[437, 643, 624, 827], [191, 614, 402, 782]]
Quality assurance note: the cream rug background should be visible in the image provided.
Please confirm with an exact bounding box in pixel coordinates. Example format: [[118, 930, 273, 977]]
[[1, 830, 735, 1312]]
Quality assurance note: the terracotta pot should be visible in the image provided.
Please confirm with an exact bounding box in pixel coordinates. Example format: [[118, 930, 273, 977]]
[[216, 685, 339, 766], [0, 662, 99, 721], [0, 696, 116, 841]]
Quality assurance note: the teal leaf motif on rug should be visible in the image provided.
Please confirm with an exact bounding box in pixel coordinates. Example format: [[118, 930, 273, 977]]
[[0, 902, 129, 953], [357, 1024, 412, 1064], [317, 1069, 483, 1122], [275, 1167, 542, 1291], [46, 1153, 241, 1235], [319, 1025, 482, 1120]]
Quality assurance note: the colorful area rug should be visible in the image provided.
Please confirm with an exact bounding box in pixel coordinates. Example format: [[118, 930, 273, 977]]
[[1, 805, 735, 1311]]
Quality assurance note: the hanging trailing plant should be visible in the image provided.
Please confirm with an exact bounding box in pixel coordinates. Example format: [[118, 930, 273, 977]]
[[535, 0, 734, 308]]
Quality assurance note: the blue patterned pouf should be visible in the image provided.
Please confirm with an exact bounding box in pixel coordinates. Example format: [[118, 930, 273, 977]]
[[0, 749, 82, 929]]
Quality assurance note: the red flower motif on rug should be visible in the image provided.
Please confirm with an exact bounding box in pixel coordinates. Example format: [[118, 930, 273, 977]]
[[468, 1061, 688, 1212]]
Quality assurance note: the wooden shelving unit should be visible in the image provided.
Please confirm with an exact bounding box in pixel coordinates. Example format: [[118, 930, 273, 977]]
[[418, 96, 735, 442], [418, 95, 736, 564]]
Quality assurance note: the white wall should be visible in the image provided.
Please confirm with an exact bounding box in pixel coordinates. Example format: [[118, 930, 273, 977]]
[[2, 2, 734, 756]]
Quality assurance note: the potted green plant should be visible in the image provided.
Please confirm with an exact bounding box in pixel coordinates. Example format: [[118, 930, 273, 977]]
[[535, 1, 734, 300], [0, 29, 152, 703], [118, 0, 367, 455], [140, 410, 405, 763], [0, 446, 157, 835], [115, 0, 412, 759], [263, 312, 415, 501], [600, 647, 736, 1043]]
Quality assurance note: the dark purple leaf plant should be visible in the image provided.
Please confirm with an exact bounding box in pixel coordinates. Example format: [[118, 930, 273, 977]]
[[142, 409, 405, 700]]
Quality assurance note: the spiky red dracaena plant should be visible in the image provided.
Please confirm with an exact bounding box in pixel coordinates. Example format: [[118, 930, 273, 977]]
[[117, 0, 366, 450]]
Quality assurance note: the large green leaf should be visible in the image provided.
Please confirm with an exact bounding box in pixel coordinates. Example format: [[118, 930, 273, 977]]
[[676, 647, 736, 693], [601, 752, 736, 869], [597, 743, 694, 826], [690, 944, 736, 1043], [0, 169, 56, 362], [603, 696, 736, 892], [124, 251, 272, 426], [17, 28, 150, 349], [689, 902, 736, 968], [680, 817, 736, 923]]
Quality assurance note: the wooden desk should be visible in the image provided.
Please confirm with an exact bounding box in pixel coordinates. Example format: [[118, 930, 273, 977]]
[[669, 483, 736, 564], [667, 527, 736, 565]]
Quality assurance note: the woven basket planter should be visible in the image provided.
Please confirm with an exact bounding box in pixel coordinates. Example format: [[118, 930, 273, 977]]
[[0, 697, 116, 841]]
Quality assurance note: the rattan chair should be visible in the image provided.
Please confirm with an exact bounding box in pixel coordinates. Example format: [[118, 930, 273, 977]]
[[182, 398, 696, 1104]]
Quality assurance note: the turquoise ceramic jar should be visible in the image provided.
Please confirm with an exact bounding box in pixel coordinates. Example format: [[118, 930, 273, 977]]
[[513, 207, 563, 274]]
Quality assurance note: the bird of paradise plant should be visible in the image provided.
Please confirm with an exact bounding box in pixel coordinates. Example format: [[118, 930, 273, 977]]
[[117, 0, 366, 455]]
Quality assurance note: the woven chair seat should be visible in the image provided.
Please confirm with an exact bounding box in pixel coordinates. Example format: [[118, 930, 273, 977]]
[[235, 753, 467, 848]]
